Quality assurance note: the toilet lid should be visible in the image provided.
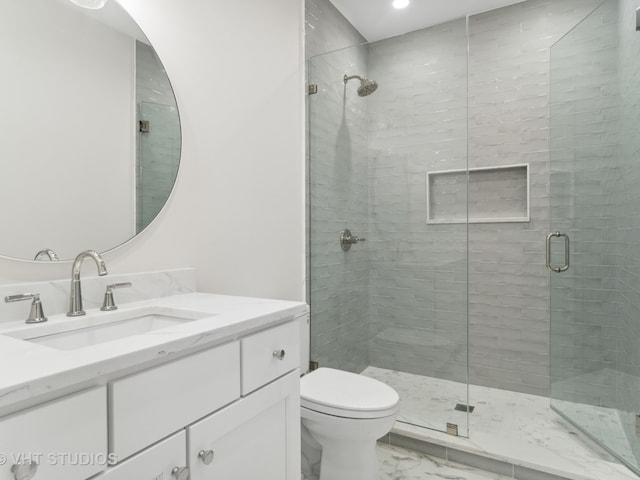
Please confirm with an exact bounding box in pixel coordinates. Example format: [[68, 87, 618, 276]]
[[300, 368, 399, 419]]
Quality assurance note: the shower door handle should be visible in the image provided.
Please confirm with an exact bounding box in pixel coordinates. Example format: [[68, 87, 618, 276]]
[[546, 232, 570, 273]]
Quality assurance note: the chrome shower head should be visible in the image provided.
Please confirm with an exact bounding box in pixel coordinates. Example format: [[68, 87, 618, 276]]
[[344, 74, 378, 97], [357, 78, 378, 96]]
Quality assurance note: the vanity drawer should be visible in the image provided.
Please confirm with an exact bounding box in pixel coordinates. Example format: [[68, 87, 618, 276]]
[[109, 341, 240, 460], [0, 387, 107, 480], [94, 431, 186, 480], [241, 320, 299, 394]]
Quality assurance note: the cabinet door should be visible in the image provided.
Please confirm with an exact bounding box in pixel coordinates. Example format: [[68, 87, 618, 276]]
[[0, 387, 106, 480], [94, 431, 186, 480], [188, 371, 300, 480]]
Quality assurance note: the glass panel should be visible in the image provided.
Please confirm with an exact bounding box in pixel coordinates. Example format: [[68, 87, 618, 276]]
[[308, 43, 371, 374], [550, 0, 640, 473], [308, 17, 469, 436]]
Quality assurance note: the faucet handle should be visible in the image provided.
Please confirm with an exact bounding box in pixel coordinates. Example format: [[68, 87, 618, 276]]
[[100, 283, 132, 311], [5, 293, 48, 324]]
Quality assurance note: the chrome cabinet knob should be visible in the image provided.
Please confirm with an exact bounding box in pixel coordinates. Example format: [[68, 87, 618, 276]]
[[172, 466, 190, 480], [273, 349, 286, 360], [198, 449, 215, 465], [11, 460, 38, 480]]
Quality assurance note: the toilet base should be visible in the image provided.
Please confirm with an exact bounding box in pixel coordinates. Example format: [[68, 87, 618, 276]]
[[301, 407, 397, 480], [318, 439, 378, 480], [301, 422, 321, 480]]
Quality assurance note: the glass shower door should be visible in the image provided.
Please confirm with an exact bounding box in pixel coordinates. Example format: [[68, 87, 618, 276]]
[[308, 19, 469, 437], [550, 0, 640, 473]]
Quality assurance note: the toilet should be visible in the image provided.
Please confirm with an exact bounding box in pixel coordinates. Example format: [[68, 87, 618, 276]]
[[297, 314, 400, 480]]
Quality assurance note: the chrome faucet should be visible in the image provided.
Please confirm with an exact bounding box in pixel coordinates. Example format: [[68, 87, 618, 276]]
[[67, 250, 108, 317], [34, 248, 59, 261]]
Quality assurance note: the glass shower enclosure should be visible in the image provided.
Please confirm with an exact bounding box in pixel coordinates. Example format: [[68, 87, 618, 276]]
[[307, 18, 470, 436], [550, 0, 640, 474]]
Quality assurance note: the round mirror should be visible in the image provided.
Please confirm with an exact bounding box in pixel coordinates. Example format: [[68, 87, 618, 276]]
[[0, 0, 181, 261]]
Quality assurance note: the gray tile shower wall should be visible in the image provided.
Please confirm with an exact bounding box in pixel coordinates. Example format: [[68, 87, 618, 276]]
[[306, 0, 604, 396], [305, 0, 365, 59]]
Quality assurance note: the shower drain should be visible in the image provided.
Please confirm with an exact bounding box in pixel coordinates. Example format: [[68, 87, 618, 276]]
[[454, 403, 475, 413]]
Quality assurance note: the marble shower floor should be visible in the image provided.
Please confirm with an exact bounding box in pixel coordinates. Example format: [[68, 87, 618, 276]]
[[552, 368, 640, 469], [363, 367, 638, 480]]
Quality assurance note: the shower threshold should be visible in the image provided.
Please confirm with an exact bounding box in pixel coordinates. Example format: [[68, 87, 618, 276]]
[[363, 367, 637, 480]]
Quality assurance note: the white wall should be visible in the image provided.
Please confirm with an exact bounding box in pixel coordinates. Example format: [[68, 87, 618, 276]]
[[0, 0, 306, 303]]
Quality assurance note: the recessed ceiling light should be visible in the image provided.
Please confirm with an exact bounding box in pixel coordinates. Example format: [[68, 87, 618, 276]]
[[392, 0, 410, 9], [69, 0, 108, 9]]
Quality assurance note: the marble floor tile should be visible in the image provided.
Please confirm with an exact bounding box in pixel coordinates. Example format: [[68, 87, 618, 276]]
[[378, 443, 513, 480], [364, 366, 639, 480]]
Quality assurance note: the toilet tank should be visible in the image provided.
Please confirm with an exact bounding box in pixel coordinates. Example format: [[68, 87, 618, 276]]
[[297, 310, 310, 375]]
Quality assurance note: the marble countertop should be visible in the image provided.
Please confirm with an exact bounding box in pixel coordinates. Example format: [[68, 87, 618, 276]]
[[0, 292, 307, 411]]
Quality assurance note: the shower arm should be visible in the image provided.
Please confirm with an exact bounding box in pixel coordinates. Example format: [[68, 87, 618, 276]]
[[344, 74, 363, 84]]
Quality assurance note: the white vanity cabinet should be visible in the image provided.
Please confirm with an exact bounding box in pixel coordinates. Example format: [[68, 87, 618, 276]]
[[90, 317, 301, 480], [0, 294, 306, 480]]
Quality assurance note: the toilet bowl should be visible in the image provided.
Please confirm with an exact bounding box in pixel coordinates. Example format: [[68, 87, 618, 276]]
[[300, 367, 399, 480]]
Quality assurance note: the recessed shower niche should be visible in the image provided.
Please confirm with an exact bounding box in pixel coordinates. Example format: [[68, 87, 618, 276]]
[[427, 164, 530, 224]]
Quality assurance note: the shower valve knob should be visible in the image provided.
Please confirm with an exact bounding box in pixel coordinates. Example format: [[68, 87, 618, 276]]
[[340, 229, 366, 251]]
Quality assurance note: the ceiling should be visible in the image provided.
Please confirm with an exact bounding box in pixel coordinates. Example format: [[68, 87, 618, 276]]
[[329, 0, 527, 42]]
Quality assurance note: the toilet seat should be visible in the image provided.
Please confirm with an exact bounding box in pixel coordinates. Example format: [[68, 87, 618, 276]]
[[300, 368, 399, 419]]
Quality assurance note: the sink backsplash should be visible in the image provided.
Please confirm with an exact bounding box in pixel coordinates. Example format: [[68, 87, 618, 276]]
[[0, 268, 196, 325]]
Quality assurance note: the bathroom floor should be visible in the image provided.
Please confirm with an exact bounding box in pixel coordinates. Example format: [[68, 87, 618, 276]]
[[378, 443, 512, 480], [364, 367, 638, 480]]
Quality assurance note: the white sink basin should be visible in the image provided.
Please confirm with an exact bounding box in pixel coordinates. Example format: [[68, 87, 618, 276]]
[[4, 306, 212, 351]]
